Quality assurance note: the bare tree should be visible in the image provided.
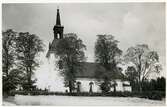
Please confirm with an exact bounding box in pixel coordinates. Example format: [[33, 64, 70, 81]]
[[124, 44, 161, 92]]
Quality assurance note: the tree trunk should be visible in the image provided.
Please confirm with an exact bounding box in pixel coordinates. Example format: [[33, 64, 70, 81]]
[[139, 81, 142, 92], [27, 67, 31, 91], [113, 81, 116, 92], [5, 49, 9, 77], [138, 55, 142, 92], [113, 85, 116, 92], [69, 81, 73, 94]]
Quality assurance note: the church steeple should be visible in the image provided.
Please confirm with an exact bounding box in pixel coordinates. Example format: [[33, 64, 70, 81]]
[[53, 8, 64, 39], [56, 8, 61, 26], [46, 8, 64, 58]]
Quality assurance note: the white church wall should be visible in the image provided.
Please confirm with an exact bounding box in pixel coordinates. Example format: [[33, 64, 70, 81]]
[[112, 80, 132, 92], [123, 81, 132, 92], [76, 78, 101, 93], [47, 53, 132, 93], [116, 80, 124, 91], [76, 78, 132, 93], [123, 86, 132, 92], [47, 53, 67, 92]]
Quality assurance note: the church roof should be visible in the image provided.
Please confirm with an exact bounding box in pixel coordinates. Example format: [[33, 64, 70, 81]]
[[46, 39, 58, 57], [76, 62, 125, 80]]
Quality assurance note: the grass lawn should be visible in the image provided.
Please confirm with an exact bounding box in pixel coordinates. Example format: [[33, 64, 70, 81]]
[[3, 95, 166, 106]]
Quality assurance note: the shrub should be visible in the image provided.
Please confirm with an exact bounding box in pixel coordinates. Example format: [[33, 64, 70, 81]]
[[100, 81, 111, 93]]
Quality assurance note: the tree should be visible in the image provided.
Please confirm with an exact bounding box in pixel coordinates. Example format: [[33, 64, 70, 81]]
[[3, 29, 16, 79], [125, 66, 139, 91], [100, 77, 111, 93], [156, 77, 166, 91], [94, 35, 122, 92], [142, 77, 166, 92], [15, 32, 44, 91], [2, 29, 19, 94], [124, 44, 161, 92], [3, 69, 25, 94], [54, 33, 86, 93]]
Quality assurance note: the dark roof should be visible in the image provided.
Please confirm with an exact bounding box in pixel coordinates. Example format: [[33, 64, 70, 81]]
[[75, 62, 100, 78], [46, 39, 58, 58], [76, 62, 124, 80]]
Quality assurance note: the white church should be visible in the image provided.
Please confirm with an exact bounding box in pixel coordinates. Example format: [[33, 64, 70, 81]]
[[46, 9, 131, 93]]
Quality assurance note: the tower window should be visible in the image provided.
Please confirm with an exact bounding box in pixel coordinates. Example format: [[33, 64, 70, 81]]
[[57, 33, 60, 39]]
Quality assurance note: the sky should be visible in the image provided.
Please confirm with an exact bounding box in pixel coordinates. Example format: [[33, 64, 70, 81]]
[[2, 3, 166, 89]]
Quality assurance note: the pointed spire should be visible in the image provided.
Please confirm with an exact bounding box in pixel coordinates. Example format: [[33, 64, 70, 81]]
[[56, 8, 61, 26]]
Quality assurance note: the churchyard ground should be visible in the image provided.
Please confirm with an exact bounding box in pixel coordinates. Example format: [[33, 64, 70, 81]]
[[3, 95, 165, 106]]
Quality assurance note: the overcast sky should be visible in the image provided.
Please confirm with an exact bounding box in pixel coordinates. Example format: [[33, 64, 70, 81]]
[[2, 3, 165, 89]]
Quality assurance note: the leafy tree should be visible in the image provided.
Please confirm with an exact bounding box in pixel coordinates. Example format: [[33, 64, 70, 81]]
[[125, 66, 138, 81], [141, 79, 150, 91], [94, 35, 122, 92], [100, 77, 111, 93], [3, 29, 16, 78], [54, 33, 86, 93], [2, 29, 19, 94], [142, 77, 165, 92], [156, 77, 166, 91], [149, 79, 157, 91], [15, 32, 44, 91], [3, 69, 25, 94], [124, 44, 161, 92], [125, 66, 139, 91]]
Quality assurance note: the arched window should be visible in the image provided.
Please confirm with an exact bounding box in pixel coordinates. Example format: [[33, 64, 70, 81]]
[[77, 81, 81, 93], [89, 82, 94, 93], [57, 33, 60, 39]]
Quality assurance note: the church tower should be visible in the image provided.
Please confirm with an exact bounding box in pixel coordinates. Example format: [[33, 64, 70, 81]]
[[46, 8, 67, 92], [46, 8, 64, 58], [53, 8, 64, 39]]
